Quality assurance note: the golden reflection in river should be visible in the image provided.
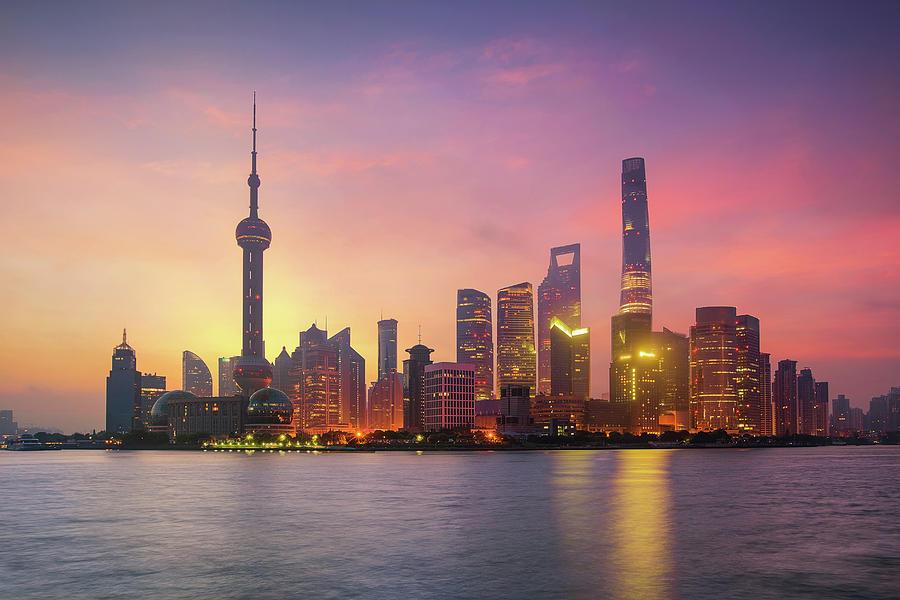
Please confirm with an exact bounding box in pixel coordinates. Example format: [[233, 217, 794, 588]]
[[610, 450, 674, 600]]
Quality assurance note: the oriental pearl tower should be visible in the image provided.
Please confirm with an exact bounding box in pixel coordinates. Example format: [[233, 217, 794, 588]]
[[233, 94, 273, 395]]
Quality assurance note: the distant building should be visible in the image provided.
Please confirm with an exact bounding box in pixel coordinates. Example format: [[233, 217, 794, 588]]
[[735, 314, 762, 435], [403, 343, 434, 432], [138, 373, 166, 430], [271, 346, 292, 393], [848, 407, 865, 433], [290, 324, 343, 432], [424, 362, 475, 431], [549, 318, 590, 399], [165, 393, 246, 440], [329, 328, 366, 430], [797, 368, 817, 435], [377, 318, 398, 380], [868, 387, 900, 433], [774, 359, 798, 436], [832, 394, 851, 435], [759, 353, 773, 435], [0, 410, 17, 436], [537, 244, 581, 395], [814, 381, 829, 437], [106, 329, 141, 434], [368, 373, 404, 431], [690, 307, 739, 431], [496, 283, 536, 394], [456, 289, 493, 402], [183, 351, 213, 398], [218, 356, 240, 397], [531, 394, 585, 430]]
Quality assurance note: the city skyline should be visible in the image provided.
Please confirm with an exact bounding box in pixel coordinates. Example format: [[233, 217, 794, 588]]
[[2, 2, 899, 432]]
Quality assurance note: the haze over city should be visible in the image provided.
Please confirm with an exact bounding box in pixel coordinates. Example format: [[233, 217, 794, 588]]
[[1, 1, 898, 432]]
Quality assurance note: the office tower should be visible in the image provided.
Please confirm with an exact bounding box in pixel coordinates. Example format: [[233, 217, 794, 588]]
[[619, 158, 652, 315], [218, 356, 240, 396], [689, 307, 739, 431], [797, 368, 816, 435], [233, 95, 273, 396], [832, 394, 851, 435], [548, 318, 590, 399], [848, 407, 864, 432], [456, 289, 493, 402], [106, 329, 141, 433], [424, 362, 475, 431], [368, 373, 403, 431], [377, 318, 399, 380], [138, 373, 166, 430], [759, 353, 773, 435], [497, 283, 536, 393], [609, 312, 652, 431], [735, 315, 762, 435], [531, 394, 586, 430], [272, 347, 292, 393], [814, 381, 829, 437], [0, 410, 17, 435], [537, 244, 581, 395], [404, 342, 434, 432], [329, 328, 366, 430], [868, 395, 890, 432], [182, 351, 213, 397], [289, 324, 342, 432], [655, 328, 690, 426], [498, 384, 532, 434], [774, 359, 798, 436]]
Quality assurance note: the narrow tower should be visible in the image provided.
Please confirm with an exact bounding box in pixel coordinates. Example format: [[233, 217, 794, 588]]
[[233, 94, 273, 395], [619, 158, 652, 316]]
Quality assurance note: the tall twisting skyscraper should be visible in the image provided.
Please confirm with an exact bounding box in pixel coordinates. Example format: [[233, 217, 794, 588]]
[[537, 244, 581, 395], [619, 158, 652, 315], [233, 95, 273, 396], [456, 289, 493, 402], [496, 283, 536, 394]]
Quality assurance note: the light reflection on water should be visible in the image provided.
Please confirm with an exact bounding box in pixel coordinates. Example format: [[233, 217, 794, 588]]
[[1, 447, 898, 600]]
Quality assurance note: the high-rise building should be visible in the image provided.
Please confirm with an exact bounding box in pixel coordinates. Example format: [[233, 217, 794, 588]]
[[0, 410, 17, 436], [368, 373, 403, 431], [377, 318, 398, 380], [832, 394, 851, 436], [759, 353, 773, 435], [797, 368, 817, 435], [690, 307, 739, 431], [814, 381, 829, 437], [424, 362, 475, 432], [289, 324, 342, 432], [456, 289, 493, 402], [272, 346, 292, 393], [404, 343, 434, 432], [106, 329, 141, 434], [548, 318, 590, 399], [496, 283, 536, 394], [848, 407, 865, 433], [233, 95, 273, 396], [138, 373, 166, 430], [537, 244, 581, 395], [218, 356, 240, 397], [329, 327, 366, 430], [498, 384, 532, 434], [774, 359, 798, 436], [735, 315, 762, 435], [655, 328, 690, 426], [182, 351, 213, 397], [619, 157, 652, 315]]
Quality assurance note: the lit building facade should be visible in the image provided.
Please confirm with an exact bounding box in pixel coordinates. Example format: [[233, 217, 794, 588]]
[[797, 368, 816, 435], [289, 324, 343, 432], [759, 353, 773, 435], [537, 244, 581, 395], [182, 351, 213, 398], [549, 318, 590, 399], [498, 384, 532, 434], [832, 394, 851, 435], [167, 394, 246, 440], [233, 96, 273, 396], [377, 318, 398, 380], [619, 158, 652, 315], [456, 289, 493, 402], [690, 307, 739, 431], [814, 381, 829, 437], [368, 373, 404, 431], [424, 362, 475, 432], [218, 356, 240, 397], [774, 359, 798, 436], [531, 395, 586, 430], [496, 283, 536, 394], [329, 327, 366, 430], [403, 343, 434, 432], [138, 373, 166, 430], [735, 315, 762, 435], [106, 329, 141, 434]]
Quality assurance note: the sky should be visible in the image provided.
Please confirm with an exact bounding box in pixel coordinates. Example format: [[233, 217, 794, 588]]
[[1, 1, 898, 432]]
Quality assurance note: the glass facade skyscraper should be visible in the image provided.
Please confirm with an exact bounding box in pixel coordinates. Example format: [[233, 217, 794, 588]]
[[106, 329, 141, 434], [496, 283, 536, 394], [774, 359, 798, 436], [548, 317, 590, 399], [182, 350, 213, 397], [619, 158, 652, 315], [689, 307, 738, 431], [377, 318, 398, 380], [456, 289, 493, 402], [537, 244, 581, 395]]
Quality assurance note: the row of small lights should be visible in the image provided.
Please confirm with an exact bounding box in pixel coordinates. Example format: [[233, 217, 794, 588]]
[[203, 431, 498, 449]]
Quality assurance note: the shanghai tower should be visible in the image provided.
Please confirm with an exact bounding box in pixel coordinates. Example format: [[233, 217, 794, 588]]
[[619, 157, 652, 315], [233, 94, 273, 395]]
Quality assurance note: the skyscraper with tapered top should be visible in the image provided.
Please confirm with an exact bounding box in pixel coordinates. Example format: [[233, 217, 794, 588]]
[[456, 289, 493, 402], [233, 94, 273, 396], [497, 283, 536, 395], [619, 158, 652, 315], [537, 244, 581, 395]]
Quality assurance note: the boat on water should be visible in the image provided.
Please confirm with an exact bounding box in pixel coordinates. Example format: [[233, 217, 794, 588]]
[[7, 434, 61, 451]]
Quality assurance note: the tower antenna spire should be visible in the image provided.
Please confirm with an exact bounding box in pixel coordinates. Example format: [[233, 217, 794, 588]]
[[251, 91, 257, 175], [123, 328, 127, 345], [247, 91, 260, 218], [418, 324, 422, 344]]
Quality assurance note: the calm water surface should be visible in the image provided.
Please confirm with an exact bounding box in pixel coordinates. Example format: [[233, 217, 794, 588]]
[[1, 447, 898, 599]]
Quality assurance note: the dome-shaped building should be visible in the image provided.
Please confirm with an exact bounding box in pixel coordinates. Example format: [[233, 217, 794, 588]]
[[149, 390, 197, 432], [245, 387, 295, 436]]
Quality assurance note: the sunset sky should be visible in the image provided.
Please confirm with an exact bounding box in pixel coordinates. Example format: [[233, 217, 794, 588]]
[[1, 1, 898, 432]]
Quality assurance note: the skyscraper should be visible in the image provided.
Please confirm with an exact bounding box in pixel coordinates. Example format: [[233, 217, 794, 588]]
[[424, 362, 475, 432], [548, 318, 590, 399], [233, 95, 273, 396], [832, 394, 851, 436], [138, 373, 166, 430], [106, 329, 141, 433], [271, 347, 292, 393], [814, 381, 829, 437], [329, 327, 366, 430], [182, 351, 213, 397], [774, 359, 798, 436], [797, 368, 816, 435], [0, 410, 16, 436], [735, 314, 762, 434], [377, 318, 398, 380], [759, 353, 773, 435], [456, 289, 493, 402], [368, 373, 403, 431], [218, 356, 240, 396], [496, 283, 536, 394], [404, 342, 434, 432], [690, 307, 738, 431], [537, 244, 581, 395], [289, 324, 342, 432], [619, 158, 652, 315]]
